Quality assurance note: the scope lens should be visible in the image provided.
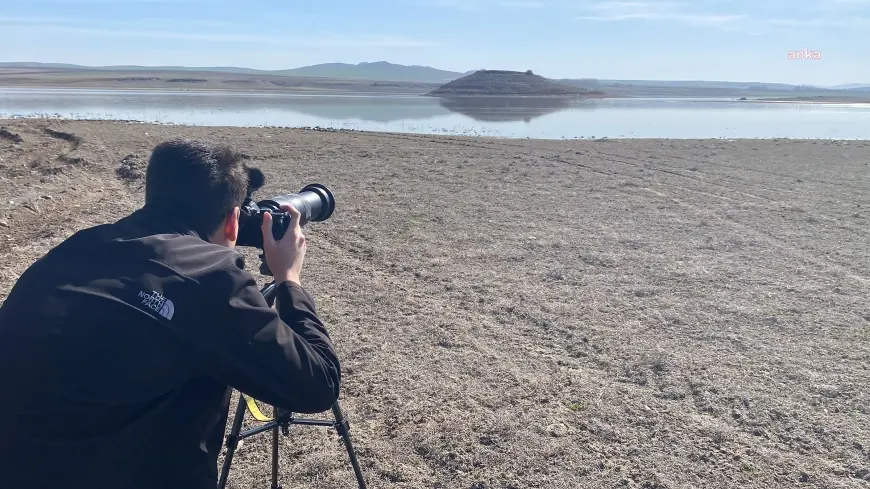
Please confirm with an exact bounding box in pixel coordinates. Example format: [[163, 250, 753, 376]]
[[301, 184, 335, 221], [259, 184, 335, 226]]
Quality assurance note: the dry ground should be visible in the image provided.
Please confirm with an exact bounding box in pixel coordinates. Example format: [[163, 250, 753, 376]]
[[0, 120, 868, 489]]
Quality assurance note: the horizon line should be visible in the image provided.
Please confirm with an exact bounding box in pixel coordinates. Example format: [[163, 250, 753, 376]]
[[0, 60, 866, 87]]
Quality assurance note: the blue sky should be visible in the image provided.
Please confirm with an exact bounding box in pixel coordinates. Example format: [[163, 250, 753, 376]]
[[1, 0, 868, 85]]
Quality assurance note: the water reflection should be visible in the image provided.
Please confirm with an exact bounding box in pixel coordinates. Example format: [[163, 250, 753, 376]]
[[435, 96, 593, 122], [254, 95, 450, 122], [0, 88, 451, 124], [1, 88, 869, 139]]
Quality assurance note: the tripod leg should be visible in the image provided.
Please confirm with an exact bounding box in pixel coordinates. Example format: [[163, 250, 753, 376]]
[[271, 406, 281, 489], [331, 402, 367, 489], [218, 396, 248, 489]]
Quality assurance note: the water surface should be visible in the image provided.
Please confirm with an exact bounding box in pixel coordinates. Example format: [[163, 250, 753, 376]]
[[1, 87, 869, 139]]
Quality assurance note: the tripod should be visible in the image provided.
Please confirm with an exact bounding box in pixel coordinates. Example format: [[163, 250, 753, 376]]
[[217, 280, 368, 489]]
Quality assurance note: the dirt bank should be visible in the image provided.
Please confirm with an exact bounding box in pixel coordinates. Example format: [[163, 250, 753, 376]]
[[1, 120, 869, 489]]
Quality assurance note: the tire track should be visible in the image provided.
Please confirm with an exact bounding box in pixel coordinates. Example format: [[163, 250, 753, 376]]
[[547, 152, 778, 206], [367, 133, 865, 201], [614, 143, 868, 193], [340, 131, 870, 278], [43, 127, 83, 151], [362, 133, 805, 207], [592, 150, 788, 202], [640, 185, 870, 287]]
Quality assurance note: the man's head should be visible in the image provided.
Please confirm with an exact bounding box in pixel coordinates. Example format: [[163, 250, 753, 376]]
[[144, 139, 249, 248]]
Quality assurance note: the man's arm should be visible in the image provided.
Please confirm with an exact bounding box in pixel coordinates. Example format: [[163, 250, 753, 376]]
[[190, 263, 340, 413], [196, 201, 339, 413]]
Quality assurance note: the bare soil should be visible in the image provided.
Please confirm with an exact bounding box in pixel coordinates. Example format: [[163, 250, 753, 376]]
[[1, 120, 869, 489]]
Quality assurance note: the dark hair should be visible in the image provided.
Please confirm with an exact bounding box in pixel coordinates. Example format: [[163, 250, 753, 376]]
[[144, 139, 249, 236]]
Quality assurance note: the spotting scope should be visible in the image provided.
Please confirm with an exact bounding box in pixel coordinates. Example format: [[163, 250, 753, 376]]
[[237, 183, 335, 249]]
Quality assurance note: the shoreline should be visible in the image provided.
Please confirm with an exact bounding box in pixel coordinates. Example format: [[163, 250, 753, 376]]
[[698, 97, 870, 106], [749, 98, 870, 105], [2, 117, 869, 142], [3, 83, 869, 105]]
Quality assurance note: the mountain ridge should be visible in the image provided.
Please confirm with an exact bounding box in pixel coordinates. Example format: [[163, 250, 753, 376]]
[[0, 61, 866, 91], [273, 61, 472, 83], [0, 61, 471, 83]]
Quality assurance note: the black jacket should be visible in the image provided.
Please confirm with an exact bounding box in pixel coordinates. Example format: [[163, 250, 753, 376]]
[[0, 206, 341, 489]]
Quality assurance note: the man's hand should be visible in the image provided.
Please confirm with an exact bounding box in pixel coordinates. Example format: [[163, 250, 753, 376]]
[[261, 204, 307, 286]]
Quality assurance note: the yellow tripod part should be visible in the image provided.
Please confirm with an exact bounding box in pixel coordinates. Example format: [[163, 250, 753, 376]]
[[242, 394, 274, 422]]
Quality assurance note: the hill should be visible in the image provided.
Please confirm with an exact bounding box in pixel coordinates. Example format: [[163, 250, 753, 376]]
[[4, 62, 870, 91], [0, 61, 468, 84], [829, 83, 870, 90], [0, 68, 441, 94], [0, 62, 265, 75], [274, 61, 469, 83], [556, 78, 870, 99], [568, 79, 804, 90], [427, 70, 602, 97]]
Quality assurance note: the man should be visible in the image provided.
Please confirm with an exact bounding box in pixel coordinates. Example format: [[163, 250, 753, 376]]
[[0, 139, 341, 489]]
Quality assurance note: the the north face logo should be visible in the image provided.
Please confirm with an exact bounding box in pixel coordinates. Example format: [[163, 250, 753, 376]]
[[138, 290, 175, 320]]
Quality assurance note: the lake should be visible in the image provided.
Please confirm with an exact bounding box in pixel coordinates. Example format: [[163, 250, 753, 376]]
[[1, 87, 869, 139]]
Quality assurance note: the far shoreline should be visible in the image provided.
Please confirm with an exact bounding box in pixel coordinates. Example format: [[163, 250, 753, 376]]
[[0, 83, 627, 99], [742, 97, 870, 105], [6, 84, 869, 105], [2, 117, 868, 142], [0, 84, 400, 96]]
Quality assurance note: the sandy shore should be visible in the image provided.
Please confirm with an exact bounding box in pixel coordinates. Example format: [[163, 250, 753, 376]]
[[1, 120, 869, 488]]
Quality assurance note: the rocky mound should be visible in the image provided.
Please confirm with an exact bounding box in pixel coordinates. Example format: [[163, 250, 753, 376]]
[[427, 70, 602, 97]]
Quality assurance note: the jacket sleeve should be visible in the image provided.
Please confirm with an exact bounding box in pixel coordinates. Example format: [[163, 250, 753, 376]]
[[194, 268, 341, 414]]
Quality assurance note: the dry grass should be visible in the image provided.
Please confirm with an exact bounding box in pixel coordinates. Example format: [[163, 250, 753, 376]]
[[1, 120, 869, 489]]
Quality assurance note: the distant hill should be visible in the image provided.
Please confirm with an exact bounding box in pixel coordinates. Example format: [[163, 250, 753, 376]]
[[0, 61, 469, 83], [559, 78, 812, 91], [0, 62, 88, 70], [0, 62, 265, 75], [829, 83, 870, 90], [428, 70, 602, 97], [274, 61, 469, 83], [556, 77, 870, 98], [3, 62, 868, 92]]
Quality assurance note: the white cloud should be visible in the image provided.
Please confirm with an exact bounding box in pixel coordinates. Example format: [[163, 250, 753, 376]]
[[413, 0, 549, 10], [577, 13, 745, 24], [22, 0, 219, 3], [812, 0, 870, 17], [576, 1, 746, 25], [0, 20, 438, 47], [0, 15, 232, 28], [500, 1, 546, 7], [822, 0, 870, 6], [0, 15, 78, 24], [575, 0, 870, 29], [762, 16, 870, 26]]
